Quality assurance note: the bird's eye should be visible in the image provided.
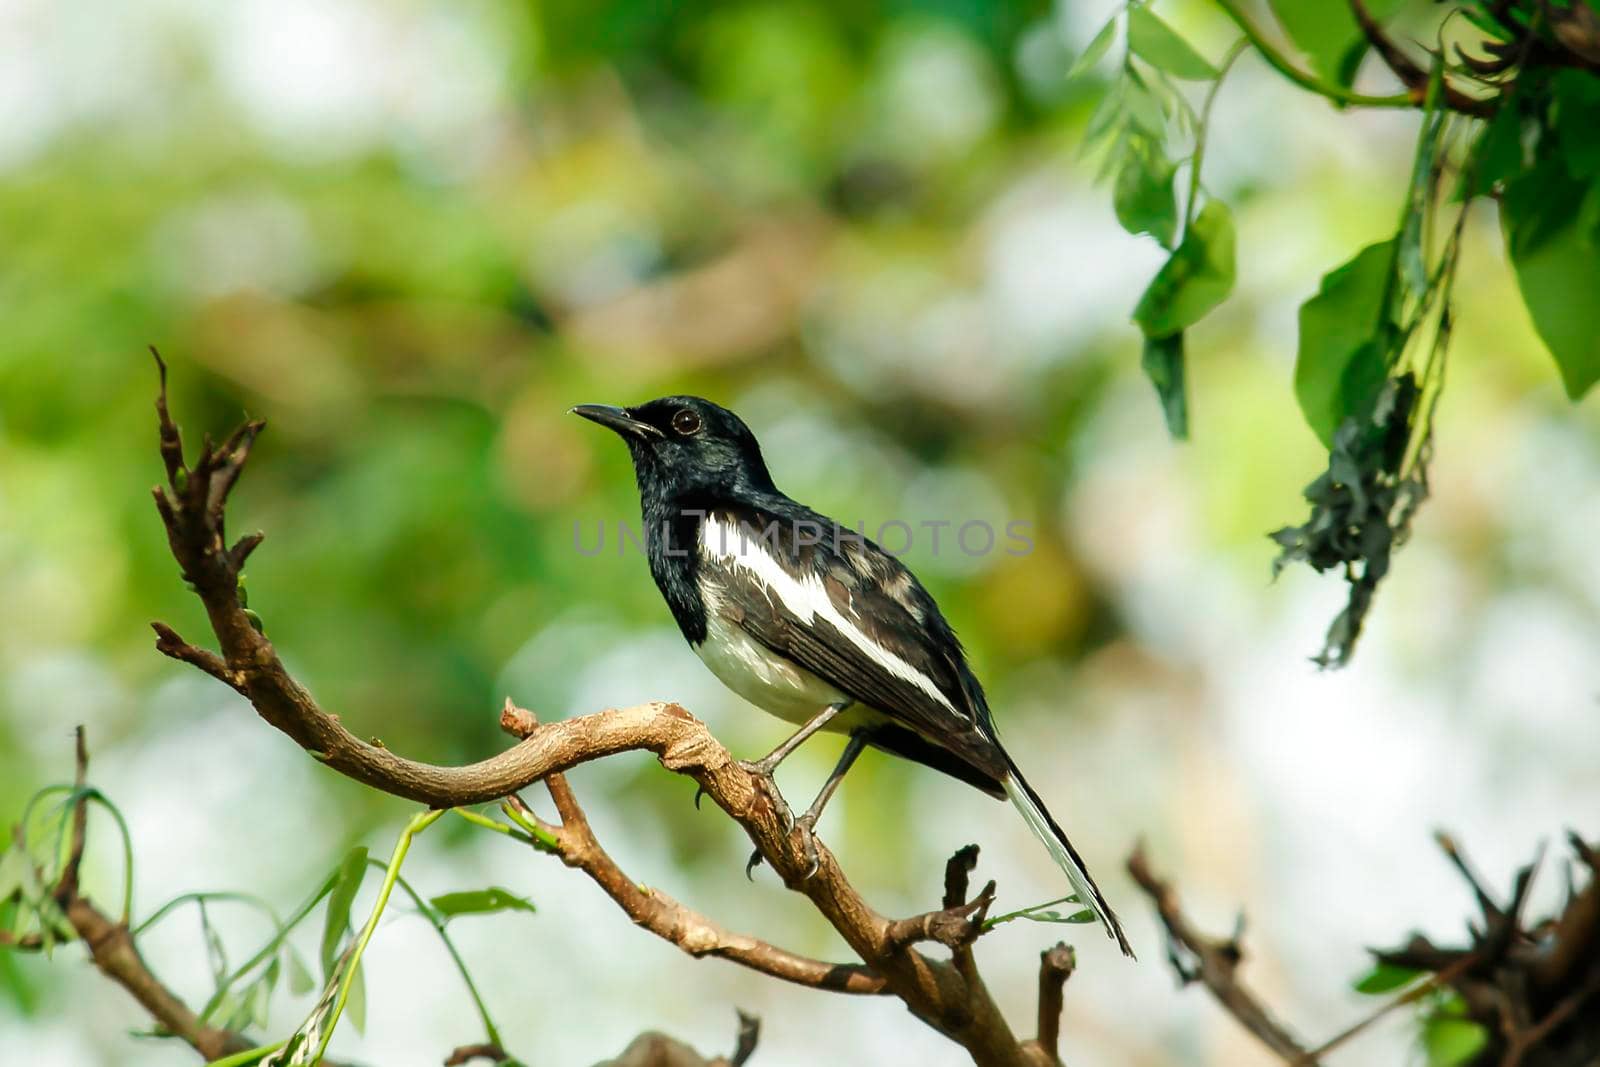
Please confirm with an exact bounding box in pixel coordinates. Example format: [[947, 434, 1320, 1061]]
[[671, 408, 702, 436]]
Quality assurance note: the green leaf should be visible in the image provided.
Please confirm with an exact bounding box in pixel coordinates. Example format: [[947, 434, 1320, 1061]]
[[1352, 961, 1422, 994], [285, 947, 316, 995], [1266, 0, 1404, 87], [0, 847, 28, 906], [1114, 142, 1179, 247], [1066, 18, 1118, 82], [428, 887, 538, 921], [1128, 6, 1217, 80], [1295, 240, 1397, 445], [1052, 909, 1098, 924], [1133, 199, 1237, 337], [1141, 331, 1188, 439], [1083, 82, 1126, 149], [1502, 164, 1600, 399], [1266, 0, 1360, 87], [1122, 76, 1168, 137], [201, 904, 229, 986], [320, 847, 368, 981], [1555, 70, 1600, 179], [1475, 102, 1526, 188], [0, 949, 37, 1016], [346, 960, 367, 1034], [1424, 1016, 1488, 1067]]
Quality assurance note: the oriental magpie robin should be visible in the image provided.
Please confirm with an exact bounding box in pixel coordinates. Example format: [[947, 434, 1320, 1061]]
[[572, 396, 1133, 957]]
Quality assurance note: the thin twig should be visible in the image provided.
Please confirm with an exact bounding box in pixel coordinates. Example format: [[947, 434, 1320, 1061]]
[[1035, 943, 1076, 1062], [1290, 953, 1480, 1064], [1127, 845, 1317, 1064]]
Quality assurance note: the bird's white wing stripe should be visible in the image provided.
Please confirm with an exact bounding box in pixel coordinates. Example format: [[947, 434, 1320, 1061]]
[[701, 517, 958, 714]]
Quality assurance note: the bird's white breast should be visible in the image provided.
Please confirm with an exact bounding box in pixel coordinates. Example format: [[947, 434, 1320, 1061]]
[[692, 612, 848, 727]]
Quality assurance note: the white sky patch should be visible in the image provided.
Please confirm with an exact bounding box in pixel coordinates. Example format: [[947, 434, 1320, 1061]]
[[213, 0, 511, 170]]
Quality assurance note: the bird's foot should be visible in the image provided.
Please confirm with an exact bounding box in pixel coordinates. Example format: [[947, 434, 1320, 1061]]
[[742, 812, 825, 883], [738, 751, 784, 780], [790, 812, 822, 881], [735, 757, 795, 828], [743, 814, 822, 882], [736, 757, 799, 880]]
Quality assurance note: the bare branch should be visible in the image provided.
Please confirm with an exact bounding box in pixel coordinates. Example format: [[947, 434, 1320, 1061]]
[[151, 622, 247, 694], [442, 1042, 511, 1065], [52, 727, 91, 905], [1531, 832, 1600, 992], [144, 361, 1107, 1067], [1126, 845, 1317, 1064], [944, 844, 981, 911], [497, 706, 885, 995], [1023, 942, 1075, 1066], [884, 880, 997, 953]]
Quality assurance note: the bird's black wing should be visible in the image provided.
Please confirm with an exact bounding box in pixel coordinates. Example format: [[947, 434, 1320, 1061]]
[[697, 503, 1007, 786]]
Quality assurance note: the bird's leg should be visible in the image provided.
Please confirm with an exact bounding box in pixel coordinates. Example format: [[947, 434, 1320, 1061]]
[[739, 701, 852, 879], [742, 700, 851, 777], [788, 732, 868, 880]]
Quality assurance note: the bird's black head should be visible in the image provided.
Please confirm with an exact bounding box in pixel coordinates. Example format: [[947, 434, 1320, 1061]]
[[571, 395, 777, 500]]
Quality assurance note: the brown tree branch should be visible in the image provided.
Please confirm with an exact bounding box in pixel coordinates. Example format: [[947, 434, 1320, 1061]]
[[1019, 943, 1076, 1066], [44, 727, 254, 1062], [1530, 832, 1600, 992], [581, 1008, 759, 1067], [443, 1042, 511, 1066], [1127, 834, 1600, 1067], [1375, 833, 1600, 1067], [1126, 845, 1317, 1064], [498, 707, 887, 996], [146, 357, 1077, 1066]]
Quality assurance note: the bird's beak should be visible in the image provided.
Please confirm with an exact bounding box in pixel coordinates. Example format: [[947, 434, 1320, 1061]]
[[569, 404, 663, 441]]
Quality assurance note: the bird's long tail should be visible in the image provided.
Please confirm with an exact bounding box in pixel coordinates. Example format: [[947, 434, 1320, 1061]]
[[1000, 753, 1134, 958]]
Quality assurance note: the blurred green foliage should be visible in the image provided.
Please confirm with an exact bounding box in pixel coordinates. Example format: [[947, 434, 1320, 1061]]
[[2, 0, 1598, 1062]]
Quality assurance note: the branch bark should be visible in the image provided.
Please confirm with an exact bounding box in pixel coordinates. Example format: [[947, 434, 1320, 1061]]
[[145, 356, 1084, 1066], [498, 706, 886, 996], [1126, 845, 1317, 1064]]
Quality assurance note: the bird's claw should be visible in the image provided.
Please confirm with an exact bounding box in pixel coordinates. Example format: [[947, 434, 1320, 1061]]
[[743, 817, 821, 881], [792, 814, 822, 881], [733, 760, 825, 880], [693, 784, 708, 810]]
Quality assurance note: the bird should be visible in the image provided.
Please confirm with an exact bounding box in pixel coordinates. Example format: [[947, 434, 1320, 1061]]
[[572, 395, 1133, 957]]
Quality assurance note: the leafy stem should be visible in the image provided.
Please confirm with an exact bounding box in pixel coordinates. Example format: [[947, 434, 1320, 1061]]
[[198, 871, 340, 1023], [1210, 0, 1417, 109], [370, 853, 509, 1053], [1185, 37, 1250, 231], [309, 808, 444, 1062]]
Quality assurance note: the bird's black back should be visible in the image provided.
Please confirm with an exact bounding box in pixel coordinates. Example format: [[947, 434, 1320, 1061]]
[[654, 488, 1009, 792]]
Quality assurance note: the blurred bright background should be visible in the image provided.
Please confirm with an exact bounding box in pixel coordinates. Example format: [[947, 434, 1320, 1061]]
[[2, 0, 1597, 1064]]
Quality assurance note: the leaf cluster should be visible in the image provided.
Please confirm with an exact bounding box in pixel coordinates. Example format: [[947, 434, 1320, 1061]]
[[1076, 0, 1600, 663]]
